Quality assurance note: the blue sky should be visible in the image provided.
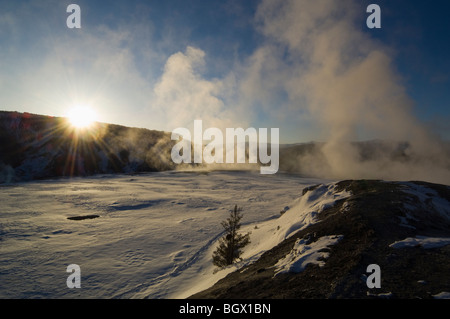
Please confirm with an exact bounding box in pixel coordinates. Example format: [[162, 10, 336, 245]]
[[0, 0, 449, 143]]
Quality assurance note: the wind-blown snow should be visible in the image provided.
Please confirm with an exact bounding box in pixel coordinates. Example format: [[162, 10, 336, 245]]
[[0, 170, 332, 299], [433, 292, 450, 299], [398, 182, 450, 222], [389, 236, 450, 249], [273, 235, 343, 276]]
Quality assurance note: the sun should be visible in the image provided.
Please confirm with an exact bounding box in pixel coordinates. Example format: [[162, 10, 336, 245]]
[[66, 106, 97, 129]]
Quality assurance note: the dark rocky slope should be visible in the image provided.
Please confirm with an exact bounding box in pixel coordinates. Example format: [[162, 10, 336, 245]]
[[190, 180, 450, 299]]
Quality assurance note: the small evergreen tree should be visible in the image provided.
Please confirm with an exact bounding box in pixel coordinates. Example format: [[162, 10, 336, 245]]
[[212, 205, 251, 268]]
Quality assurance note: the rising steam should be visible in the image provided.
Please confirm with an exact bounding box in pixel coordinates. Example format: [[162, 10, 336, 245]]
[[252, 0, 450, 184]]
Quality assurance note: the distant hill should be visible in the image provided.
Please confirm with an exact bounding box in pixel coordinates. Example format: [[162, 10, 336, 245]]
[[190, 179, 450, 299], [2, 110, 449, 184], [278, 140, 422, 174], [0, 111, 176, 183]]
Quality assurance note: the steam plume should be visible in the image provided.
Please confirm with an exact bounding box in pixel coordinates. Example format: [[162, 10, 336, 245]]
[[253, 0, 450, 184]]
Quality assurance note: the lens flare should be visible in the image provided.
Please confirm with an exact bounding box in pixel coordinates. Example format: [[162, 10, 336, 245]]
[[67, 106, 97, 128]]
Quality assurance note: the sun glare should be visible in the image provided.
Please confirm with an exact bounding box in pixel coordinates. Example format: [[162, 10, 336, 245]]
[[67, 106, 97, 129]]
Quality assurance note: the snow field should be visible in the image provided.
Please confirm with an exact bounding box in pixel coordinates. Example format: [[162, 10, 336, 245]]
[[0, 170, 331, 298]]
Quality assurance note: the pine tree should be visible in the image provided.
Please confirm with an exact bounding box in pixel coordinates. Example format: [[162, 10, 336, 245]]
[[212, 205, 251, 268]]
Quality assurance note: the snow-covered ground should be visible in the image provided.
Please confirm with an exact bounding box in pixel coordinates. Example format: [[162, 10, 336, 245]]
[[398, 182, 450, 223], [273, 235, 343, 277], [389, 236, 450, 249], [0, 170, 331, 299]]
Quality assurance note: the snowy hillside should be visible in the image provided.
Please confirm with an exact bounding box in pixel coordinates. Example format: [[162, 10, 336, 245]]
[[0, 111, 175, 183], [170, 180, 351, 298], [191, 179, 450, 299]]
